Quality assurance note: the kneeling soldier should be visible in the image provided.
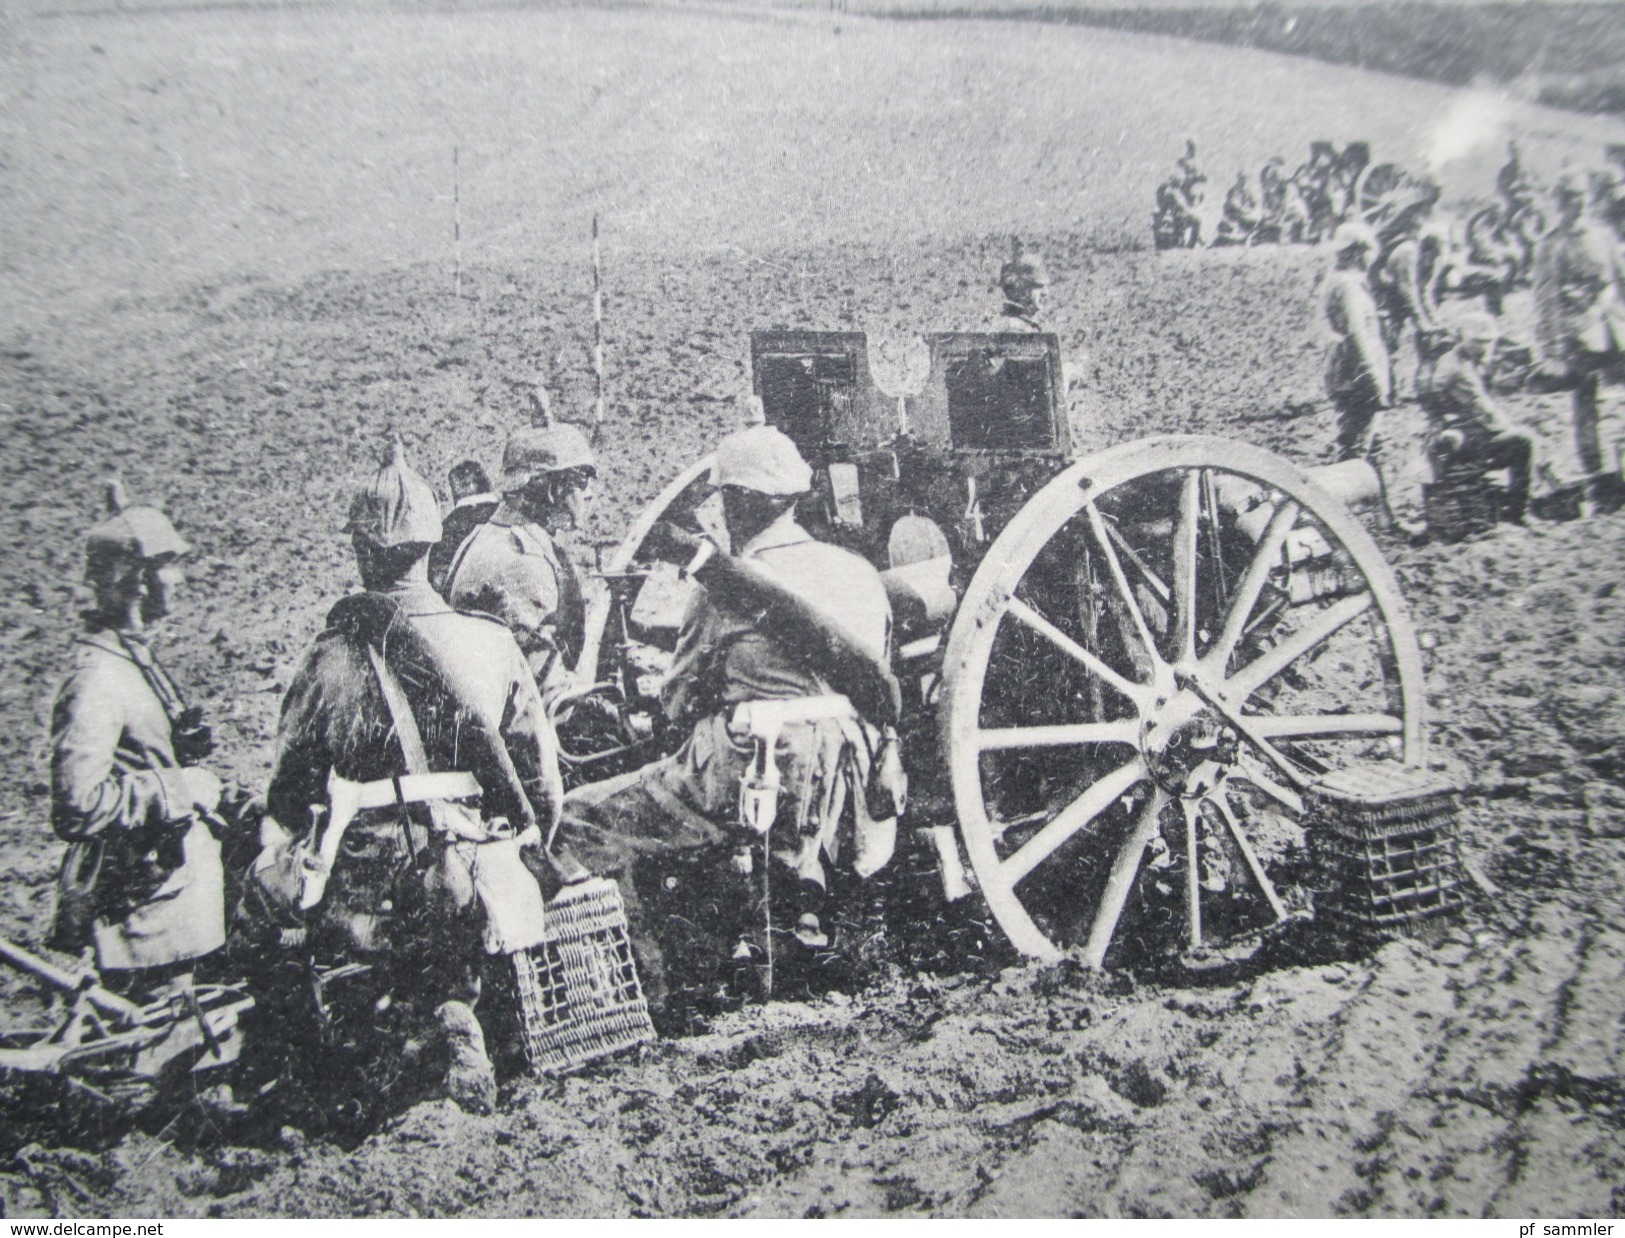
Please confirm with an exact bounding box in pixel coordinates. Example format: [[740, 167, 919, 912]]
[[1420, 312, 1536, 529], [250, 440, 573, 1114]]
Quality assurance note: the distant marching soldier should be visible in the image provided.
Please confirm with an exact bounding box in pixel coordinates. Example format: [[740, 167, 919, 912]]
[[1322, 221, 1394, 462], [444, 394, 598, 703], [49, 484, 229, 1000]]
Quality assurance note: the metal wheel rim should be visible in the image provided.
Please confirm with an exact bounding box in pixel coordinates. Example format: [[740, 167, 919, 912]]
[[940, 435, 1426, 963]]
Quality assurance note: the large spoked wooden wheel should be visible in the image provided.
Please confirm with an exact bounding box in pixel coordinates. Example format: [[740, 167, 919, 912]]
[[940, 436, 1425, 965]]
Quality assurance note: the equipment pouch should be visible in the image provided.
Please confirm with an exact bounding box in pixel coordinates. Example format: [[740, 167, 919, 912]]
[[865, 726, 909, 821], [48, 839, 104, 953], [469, 837, 549, 954]]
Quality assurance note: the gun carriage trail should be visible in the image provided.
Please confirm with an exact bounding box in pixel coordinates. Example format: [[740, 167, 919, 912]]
[[1, 0, 1624, 1218]]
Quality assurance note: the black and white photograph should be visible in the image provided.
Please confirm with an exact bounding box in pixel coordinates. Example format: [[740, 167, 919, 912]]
[[1, 0, 1623, 1218]]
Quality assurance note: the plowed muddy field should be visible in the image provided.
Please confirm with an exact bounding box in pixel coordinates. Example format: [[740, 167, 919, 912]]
[[2, 1, 1624, 1218]]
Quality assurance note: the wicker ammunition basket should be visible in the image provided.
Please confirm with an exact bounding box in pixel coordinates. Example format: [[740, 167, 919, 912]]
[[1308, 765, 1467, 940], [1423, 473, 1498, 543], [510, 877, 655, 1075]]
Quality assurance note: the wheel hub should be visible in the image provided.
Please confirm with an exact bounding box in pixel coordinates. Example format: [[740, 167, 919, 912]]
[[1142, 698, 1238, 795]]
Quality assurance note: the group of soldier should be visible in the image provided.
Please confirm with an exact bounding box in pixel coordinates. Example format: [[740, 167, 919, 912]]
[[1154, 138, 1376, 251], [46, 404, 898, 1116], [1321, 150, 1625, 534]]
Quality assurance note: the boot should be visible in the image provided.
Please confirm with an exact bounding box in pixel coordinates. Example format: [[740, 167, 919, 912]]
[[435, 1000, 496, 1116]]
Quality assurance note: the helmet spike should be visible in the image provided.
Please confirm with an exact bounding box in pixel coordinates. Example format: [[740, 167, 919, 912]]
[[104, 476, 127, 516]]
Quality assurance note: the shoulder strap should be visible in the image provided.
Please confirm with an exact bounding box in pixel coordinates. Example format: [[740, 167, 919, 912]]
[[365, 644, 430, 776], [327, 590, 538, 833], [115, 632, 188, 728]]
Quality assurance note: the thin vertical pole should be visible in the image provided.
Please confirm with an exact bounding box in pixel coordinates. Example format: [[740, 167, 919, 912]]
[[592, 214, 605, 427], [453, 147, 463, 301]]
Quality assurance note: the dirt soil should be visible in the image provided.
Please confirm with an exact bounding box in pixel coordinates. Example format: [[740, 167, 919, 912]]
[[3, 2, 1625, 1219]]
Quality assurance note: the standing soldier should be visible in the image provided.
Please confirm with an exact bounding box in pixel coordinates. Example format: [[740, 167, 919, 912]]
[[993, 240, 1049, 332], [1371, 185, 1445, 399], [444, 400, 598, 703], [49, 484, 228, 999], [1322, 221, 1394, 462], [251, 440, 571, 1115], [427, 460, 497, 596], [1534, 171, 1625, 504]]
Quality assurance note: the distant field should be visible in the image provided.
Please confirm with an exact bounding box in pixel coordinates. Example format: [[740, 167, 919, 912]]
[[6, 2, 1625, 333], [847, 1, 1625, 116]]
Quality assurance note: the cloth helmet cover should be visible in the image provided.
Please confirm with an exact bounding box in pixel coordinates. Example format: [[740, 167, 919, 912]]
[[710, 425, 813, 496], [346, 439, 443, 547], [85, 506, 190, 570], [498, 424, 596, 492], [1332, 221, 1378, 255]]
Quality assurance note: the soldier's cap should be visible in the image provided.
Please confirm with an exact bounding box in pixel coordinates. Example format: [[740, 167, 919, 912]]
[[1457, 311, 1500, 345], [1555, 170, 1587, 198], [710, 425, 813, 496], [85, 480, 190, 567], [345, 437, 443, 548], [1332, 221, 1378, 255], [498, 424, 597, 492], [999, 252, 1049, 291]]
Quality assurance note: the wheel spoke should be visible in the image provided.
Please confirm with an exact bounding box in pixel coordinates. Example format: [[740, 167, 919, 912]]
[[1225, 591, 1373, 700], [1183, 797, 1203, 948], [1204, 499, 1298, 673], [1208, 784, 1289, 922], [1103, 521, 1170, 606], [1003, 757, 1147, 886], [1005, 596, 1145, 704], [1171, 469, 1201, 664], [977, 721, 1141, 751], [1081, 785, 1169, 967], [1083, 501, 1161, 670], [1232, 751, 1306, 816], [1246, 712, 1403, 739]]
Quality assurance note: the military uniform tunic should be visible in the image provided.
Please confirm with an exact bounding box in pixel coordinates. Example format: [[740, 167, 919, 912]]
[[1419, 349, 1534, 522], [50, 628, 225, 971], [1322, 269, 1393, 461], [443, 503, 587, 691], [1534, 219, 1625, 366], [1533, 220, 1625, 478], [267, 582, 562, 842], [560, 510, 893, 1007], [428, 492, 497, 596]]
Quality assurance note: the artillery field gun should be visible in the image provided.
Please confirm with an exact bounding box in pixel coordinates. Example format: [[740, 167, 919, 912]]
[[0, 328, 1442, 1115], [564, 328, 1433, 976]]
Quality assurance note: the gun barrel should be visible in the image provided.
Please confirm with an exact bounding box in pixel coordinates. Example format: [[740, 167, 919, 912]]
[[0, 935, 144, 1023]]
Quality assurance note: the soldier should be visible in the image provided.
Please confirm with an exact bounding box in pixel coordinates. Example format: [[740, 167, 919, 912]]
[[1533, 171, 1625, 502], [443, 406, 597, 702], [427, 459, 497, 595], [1419, 312, 1536, 529], [559, 425, 897, 1014], [1322, 221, 1394, 462], [49, 484, 228, 999], [1371, 184, 1445, 398], [252, 441, 569, 1114], [1214, 171, 1260, 247], [993, 241, 1049, 332]]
